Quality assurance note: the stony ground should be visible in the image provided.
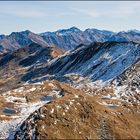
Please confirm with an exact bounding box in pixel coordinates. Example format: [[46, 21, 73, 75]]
[[0, 80, 138, 139], [0, 78, 139, 139]]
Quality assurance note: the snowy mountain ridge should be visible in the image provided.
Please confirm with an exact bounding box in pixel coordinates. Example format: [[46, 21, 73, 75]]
[[21, 41, 140, 84]]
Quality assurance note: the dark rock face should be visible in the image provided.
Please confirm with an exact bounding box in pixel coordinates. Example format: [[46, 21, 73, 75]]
[[0, 43, 51, 67]]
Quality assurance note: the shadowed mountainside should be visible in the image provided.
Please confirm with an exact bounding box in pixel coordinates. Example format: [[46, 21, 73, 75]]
[[21, 41, 140, 83]]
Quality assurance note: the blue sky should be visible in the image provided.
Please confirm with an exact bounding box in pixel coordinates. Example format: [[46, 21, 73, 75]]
[[0, 1, 140, 35]]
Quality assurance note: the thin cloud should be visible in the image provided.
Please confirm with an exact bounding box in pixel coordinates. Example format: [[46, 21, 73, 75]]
[[108, 2, 140, 18], [54, 12, 77, 17], [73, 9, 101, 18], [0, 10, 47, 18], [0, 4, 47, 18], [71, 2, 140, 18]]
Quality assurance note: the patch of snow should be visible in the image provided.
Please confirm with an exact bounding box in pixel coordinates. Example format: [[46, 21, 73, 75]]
[[99, 101, 120, 108], [29, 87, 36, 92], [65, 105, 69, 110], [50, 108, 54, 114], [40, 114, 45, 118], [77, 103, 80, 105], [0, 101, 47, 139], [102, 94, 112, 99], [48, 83, 56, 89], [70, 101, 73, 105], [74, 95, 79, 98], [103, 52, 112, 62], [42, 125, 45, 129], [5, 96, 26, 103], [114, 85, 128, 98], [56, 105, 61, 109], [54, 120, 57, 125]]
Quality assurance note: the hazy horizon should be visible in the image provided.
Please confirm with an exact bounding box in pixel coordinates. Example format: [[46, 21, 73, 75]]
[[0, 1, 140, 35]]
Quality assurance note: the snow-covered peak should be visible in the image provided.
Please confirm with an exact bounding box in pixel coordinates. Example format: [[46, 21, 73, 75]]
[[56, 26, 81, 34], [40, 27, 81, 37]]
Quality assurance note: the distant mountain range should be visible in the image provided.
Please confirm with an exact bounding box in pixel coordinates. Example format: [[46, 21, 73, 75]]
[[1, 27, 140, 55]]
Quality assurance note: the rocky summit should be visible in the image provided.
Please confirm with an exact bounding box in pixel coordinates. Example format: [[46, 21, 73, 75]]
[[0, 27, 140, 139]]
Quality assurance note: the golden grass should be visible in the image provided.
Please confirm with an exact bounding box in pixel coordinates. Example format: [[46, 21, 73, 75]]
[[0, 79, 6, 86]]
